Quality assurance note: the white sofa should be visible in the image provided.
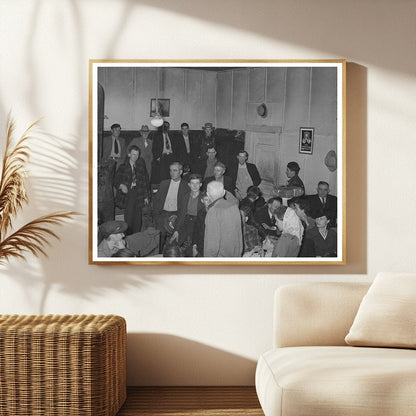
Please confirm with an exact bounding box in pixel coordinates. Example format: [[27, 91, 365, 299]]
[[255, 282, 416, 416]]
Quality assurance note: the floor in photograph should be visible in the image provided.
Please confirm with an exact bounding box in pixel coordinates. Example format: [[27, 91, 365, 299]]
[[117, 386, 264, 416]]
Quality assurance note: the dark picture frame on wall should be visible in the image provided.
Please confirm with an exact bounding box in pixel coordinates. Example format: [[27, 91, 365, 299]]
[[299, 127, 314, 155], [89, 60, 346, 265], [150, 98, 170, 117]]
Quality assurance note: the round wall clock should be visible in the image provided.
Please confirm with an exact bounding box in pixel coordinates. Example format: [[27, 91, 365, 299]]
[[257, 103, 268, 118]]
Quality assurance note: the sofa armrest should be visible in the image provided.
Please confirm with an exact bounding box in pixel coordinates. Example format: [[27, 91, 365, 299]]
[[274, 282, 370, 348]]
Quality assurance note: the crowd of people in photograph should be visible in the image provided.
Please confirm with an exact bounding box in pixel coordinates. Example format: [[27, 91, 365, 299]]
[[97, 121, 338, 258]]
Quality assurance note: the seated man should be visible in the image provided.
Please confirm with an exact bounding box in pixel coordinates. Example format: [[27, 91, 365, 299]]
[[229, 150, 261, 200], [202, 161, 234, 194], [254, 196, 283, 239], [152, 162, 189, 251], [291, 197, 316, 231], [300, 210, 337, 257], [308, 181, 337, 227], [98, 221, 128, 257], [239, 185, 266, 215], [98, 220, 160, 258], [240, 205, 263, 256]]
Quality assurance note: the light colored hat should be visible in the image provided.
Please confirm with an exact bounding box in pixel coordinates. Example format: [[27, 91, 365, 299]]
[[140, 125, 150, 132], [202, 122, 214, 130], [324, 150, 337, 172]]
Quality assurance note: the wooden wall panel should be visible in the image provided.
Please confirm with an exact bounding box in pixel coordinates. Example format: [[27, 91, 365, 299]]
[[283, 67, 310, 133], [104, 67, 134, 129], [132, 68, 157, 129], [216, 71, 232, 129], [310, 67, 338, 136], [231, 69, 249, 130], [248, 68, 266, 103], [199, 71, 216, 129]]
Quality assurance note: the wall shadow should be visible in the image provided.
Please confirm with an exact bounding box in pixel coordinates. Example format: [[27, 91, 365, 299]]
[[132, 0, 413, 76], [127, 333, 257, 386]]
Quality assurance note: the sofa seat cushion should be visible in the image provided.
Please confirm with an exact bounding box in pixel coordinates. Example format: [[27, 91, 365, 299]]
[[256, 346, 416, 416]]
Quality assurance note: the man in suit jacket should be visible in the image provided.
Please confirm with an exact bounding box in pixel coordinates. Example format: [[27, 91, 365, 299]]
[[254, 197, 283, 239], [114, 145, 150, 235], [152, 161, 190, 251], [151, 121, 176, 184], [128, 124, 153, 178], [202, 161, 234, 194], [174, 122, 201, 173], [308, 181, 338, 227], [102, 123, 127, 169], [229, 150, 261, 200]]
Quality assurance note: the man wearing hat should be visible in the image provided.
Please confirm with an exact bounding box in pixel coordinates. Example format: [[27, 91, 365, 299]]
[[196, 122, 217, 175], [151, 121, 176, 184], [307, 181, 338, 227], [102, 123, 127, 168], [98, 220, 128, 257], [129, 125, 153, 177]]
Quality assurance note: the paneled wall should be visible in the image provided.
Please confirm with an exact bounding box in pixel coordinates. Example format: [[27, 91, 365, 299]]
[[99, 65, 338, 196], [215, 66, 338, 196], [98, 67, 217, 131]]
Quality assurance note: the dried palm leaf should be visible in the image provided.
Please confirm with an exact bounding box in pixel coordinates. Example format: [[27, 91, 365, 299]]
[[0, 212, 78, 265], [0, 117, 38, 238], [0, 116, 79, 264]]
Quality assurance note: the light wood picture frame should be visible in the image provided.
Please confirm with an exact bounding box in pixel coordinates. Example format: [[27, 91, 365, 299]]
[[89, 60, 346, 265]]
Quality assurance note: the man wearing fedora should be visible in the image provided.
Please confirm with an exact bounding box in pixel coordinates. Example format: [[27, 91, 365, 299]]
[[152, 121, 176, 184], [129, 124, 153, 178], [196, 122, 217, 175], [307, 181, 337, 227]]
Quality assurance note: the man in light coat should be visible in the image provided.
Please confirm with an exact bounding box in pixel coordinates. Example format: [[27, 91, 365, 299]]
[[204, 181, 243, 257]]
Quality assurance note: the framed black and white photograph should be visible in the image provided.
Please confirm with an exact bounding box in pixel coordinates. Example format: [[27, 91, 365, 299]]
[[150, 98, 170, 117], [89, 60, 345, 265], [299, 127, 314, 155]]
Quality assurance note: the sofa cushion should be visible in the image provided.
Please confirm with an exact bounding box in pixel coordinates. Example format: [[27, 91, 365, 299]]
[[345, 272, 416, 348], [256, 346, 416, 416]]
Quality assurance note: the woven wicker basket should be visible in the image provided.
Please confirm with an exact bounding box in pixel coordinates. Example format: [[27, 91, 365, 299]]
[[0, 314, 126, 416]]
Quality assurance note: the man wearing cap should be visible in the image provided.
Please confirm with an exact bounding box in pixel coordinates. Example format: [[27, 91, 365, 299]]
[[307, 181, 337, 227], [102, 123, 127, 168], [129, 125, 153, 177], [114, 145, 150, 235], [98, 220, 128, 257]]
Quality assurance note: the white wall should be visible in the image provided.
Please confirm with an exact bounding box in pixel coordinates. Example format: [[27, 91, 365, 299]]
[[0, 0, 415, 385]]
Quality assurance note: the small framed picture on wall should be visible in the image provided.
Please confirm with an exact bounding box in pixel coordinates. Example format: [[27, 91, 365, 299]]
[[150, 98, 170, 117], [299, 127, 314, 154]]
